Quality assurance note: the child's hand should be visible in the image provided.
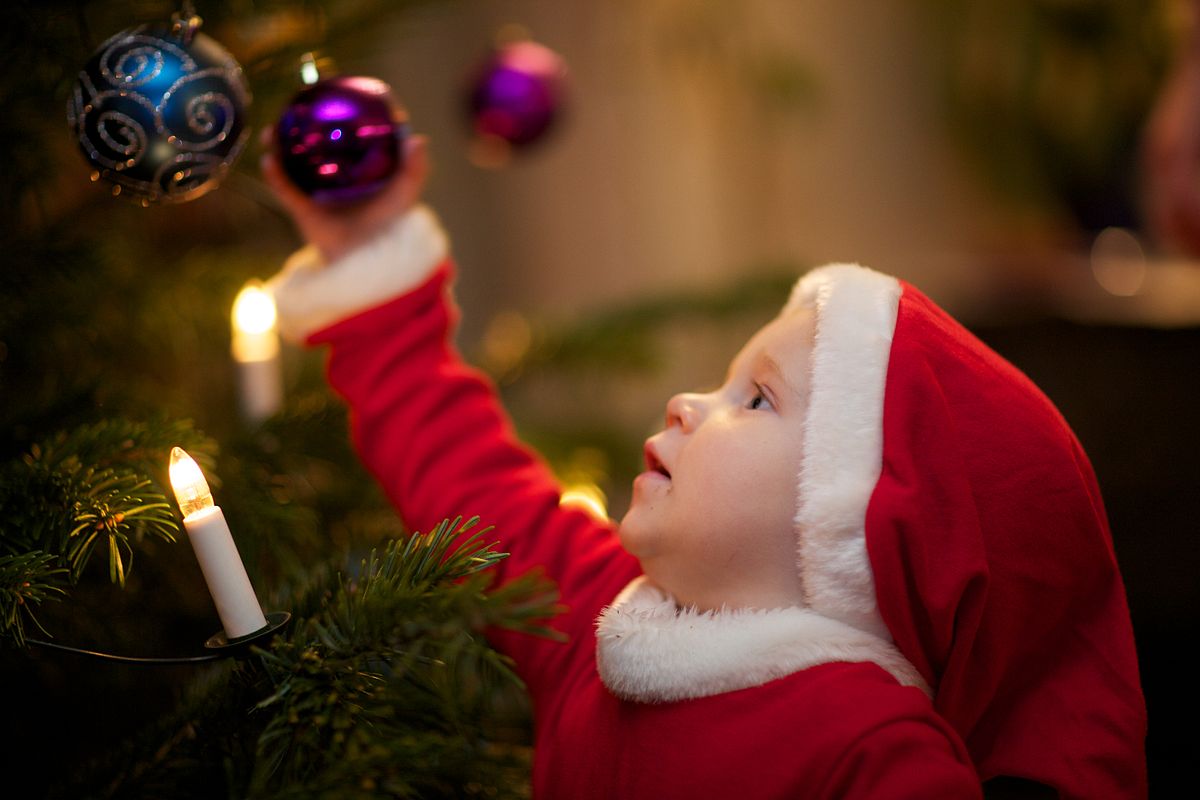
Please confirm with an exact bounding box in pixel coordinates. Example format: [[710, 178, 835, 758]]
[[260, 128, 431, 265]]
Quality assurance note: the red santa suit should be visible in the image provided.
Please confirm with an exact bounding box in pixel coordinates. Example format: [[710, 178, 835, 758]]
[[269, 206, 1146, 799]]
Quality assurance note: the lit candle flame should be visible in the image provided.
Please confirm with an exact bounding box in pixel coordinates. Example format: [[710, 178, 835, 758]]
[[169, 447, 214, 519], [232, 282, 277, 336], [231, 282, 280, 363]]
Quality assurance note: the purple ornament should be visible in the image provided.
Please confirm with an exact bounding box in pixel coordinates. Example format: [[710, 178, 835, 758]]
[[275, 76, 407, 203], [467, 40, 565, 149]]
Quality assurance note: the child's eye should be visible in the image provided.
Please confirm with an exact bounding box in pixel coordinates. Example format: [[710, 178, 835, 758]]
[[747, 385, 774, 411]]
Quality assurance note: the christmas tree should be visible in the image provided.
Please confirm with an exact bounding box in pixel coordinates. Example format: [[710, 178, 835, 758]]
[[3, 1, 1190, 795], [1, 1, 567, 796], [1, 2, 803, 795]]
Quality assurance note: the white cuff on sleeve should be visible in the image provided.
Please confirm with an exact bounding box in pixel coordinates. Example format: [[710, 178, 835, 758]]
[[267, 204, 449, 343]]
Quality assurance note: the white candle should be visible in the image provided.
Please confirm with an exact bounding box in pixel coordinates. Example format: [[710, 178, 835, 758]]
[[231, 281, 283, 425], [169, 447, 267, 639]]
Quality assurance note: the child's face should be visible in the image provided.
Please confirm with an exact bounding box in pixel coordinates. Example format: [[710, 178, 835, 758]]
[[618, 308, 815, 611]]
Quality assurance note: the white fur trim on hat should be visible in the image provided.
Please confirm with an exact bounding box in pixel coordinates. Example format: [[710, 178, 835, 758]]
[[595, 577, 929, 703], [267, 204, 449, 343], [785, 264, 901, 640]]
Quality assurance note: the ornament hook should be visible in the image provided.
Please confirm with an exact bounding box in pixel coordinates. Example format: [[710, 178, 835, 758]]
[[171, 1, 203, 45]]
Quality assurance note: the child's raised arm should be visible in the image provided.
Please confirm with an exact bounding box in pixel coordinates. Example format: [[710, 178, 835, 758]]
[[261, 140, 639, 695]]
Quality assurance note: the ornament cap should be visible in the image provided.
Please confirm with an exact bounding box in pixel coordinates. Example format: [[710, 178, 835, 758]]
[[170, 0, 203, 45]]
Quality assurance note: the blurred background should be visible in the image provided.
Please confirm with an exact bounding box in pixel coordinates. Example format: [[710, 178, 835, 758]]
[[2, 0, 1197, 795]]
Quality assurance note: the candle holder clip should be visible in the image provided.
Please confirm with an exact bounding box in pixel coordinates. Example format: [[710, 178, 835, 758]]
[[205, 610, 292, 653]]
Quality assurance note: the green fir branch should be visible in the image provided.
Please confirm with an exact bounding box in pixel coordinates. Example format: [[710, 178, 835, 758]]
[[0, 418, 219, 644], [64, 468, 175, 586], [70, 516, 558, 799], [0, 551, 70, 647], [34, 416, 217, 491], [248, 516, 558, 797]]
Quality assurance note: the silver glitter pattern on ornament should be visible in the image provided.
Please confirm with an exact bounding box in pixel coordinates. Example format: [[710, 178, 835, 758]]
[[66, 13, 250, 204]]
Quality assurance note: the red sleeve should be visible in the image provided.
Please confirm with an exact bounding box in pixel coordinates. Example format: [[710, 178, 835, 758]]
[[821, 716, 982, 799], [307, 263, 640, 691]]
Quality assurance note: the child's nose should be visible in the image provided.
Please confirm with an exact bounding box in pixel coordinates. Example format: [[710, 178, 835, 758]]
[[666, 392, 703, 432]]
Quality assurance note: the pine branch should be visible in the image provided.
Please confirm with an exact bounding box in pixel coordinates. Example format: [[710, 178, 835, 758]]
[[249, 517, 557, 796], [35, 416, 218, 490], [63, 468, 175, 585], [217, 392, 398, 589], [74, 517, 557, 799], [0, 418, 218, 644], [0, 551, 70, 647]]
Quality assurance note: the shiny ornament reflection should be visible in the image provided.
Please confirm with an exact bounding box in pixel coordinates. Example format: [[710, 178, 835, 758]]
[[66, 14, 250, 204], [275, 75, 408, 204]]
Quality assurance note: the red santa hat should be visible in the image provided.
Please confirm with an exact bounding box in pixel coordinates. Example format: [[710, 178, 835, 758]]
[[788, 263, 1148, 799]]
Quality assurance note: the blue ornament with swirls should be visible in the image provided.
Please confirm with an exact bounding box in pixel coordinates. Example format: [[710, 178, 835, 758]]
[[66, 14, 250, 204]]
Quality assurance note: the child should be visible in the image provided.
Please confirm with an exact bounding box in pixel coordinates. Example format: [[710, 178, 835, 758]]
[[263, 138, 1147, 799]]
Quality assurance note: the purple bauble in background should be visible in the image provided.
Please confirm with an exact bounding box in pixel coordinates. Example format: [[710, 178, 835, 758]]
[[467, 40, 566, 149], [275, 76, 407, 204]]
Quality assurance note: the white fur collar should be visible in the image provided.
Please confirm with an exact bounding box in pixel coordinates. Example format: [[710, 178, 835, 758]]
[[268, 204, 448, 343], [595, 577, 929, 703]]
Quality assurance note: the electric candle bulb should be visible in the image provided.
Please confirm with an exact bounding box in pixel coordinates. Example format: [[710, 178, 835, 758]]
[[169, 446, 213, 518], [231, 281, 283, 424], [169, 447, 267, 639], [232, 283, 278, 354]]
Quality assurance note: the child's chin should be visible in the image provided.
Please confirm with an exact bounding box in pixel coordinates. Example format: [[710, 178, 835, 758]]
[[614, 514, 653, 560]]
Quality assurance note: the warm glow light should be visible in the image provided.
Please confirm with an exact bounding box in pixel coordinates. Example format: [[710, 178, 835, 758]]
[[1091, 227, 1147, 297], [170, 447, 214, 519], [481, 310, 532, 374], [560, 483, 608, 520], [300, 58, 320, 86], [231, 282, 283, 424], [232, 282, 277, 335], [232, 282, 281, 365]]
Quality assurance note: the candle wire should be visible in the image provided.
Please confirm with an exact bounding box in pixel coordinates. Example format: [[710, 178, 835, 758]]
[[25, 637, 225, 664]]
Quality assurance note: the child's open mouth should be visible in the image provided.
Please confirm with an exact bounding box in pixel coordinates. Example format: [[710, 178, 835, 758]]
[[644, 443, 671, 479]]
